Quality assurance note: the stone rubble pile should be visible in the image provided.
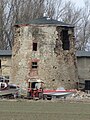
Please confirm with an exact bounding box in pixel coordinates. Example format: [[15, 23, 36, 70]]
[[67, 90, 90, 101]]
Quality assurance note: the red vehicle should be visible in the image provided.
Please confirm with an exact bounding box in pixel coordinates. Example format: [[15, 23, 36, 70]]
[[27, 80, 44, 99]]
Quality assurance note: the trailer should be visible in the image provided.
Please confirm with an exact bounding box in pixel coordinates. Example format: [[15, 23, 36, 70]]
[[0, 76, 19, 98]]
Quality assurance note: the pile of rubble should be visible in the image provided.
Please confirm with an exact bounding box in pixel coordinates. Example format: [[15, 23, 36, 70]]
[[67, 90, 90, 102]]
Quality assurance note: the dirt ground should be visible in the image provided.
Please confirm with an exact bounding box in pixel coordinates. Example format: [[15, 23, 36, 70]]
[[0, 99, 90, 120]]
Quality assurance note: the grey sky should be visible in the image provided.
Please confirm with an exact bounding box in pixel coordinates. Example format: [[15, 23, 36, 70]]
[[65, 0, 85, 7], [71, 0, 84, 7]]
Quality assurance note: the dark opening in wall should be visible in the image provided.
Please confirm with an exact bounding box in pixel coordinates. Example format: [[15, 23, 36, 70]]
[[53, 66, 57, 69], [0, 60, 1, 68], [33, 43, 37, 51], [5, 76, 9, 79], [52, 79, 55, 81], [32, 62, 38, 68], [61, 30, 70, 50]]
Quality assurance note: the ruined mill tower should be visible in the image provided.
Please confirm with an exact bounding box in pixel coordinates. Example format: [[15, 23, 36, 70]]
[[11, 17, 78, 95]]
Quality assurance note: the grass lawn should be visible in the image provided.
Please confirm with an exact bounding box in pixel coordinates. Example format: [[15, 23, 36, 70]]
[[0, 100, 90, 120]]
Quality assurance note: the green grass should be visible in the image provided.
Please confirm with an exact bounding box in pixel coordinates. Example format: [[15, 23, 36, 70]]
[[0, 100, 90, 120]]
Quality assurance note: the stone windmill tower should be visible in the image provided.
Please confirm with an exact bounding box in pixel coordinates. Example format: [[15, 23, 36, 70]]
[[11, 17, 78, 95]]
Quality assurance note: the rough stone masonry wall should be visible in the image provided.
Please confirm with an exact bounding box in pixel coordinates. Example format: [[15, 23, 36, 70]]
[[77, 57, 90, 83], [0, 56, 11, 77], [11, 25, 78, 95], [55, 27, 78, 89]]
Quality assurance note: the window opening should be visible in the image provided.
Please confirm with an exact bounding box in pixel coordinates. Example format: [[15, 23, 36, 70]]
[[32, 62, 38, 68], [31, 82, 36, 88], [33, 43, 37, 51], [61, 30, 70, 50]]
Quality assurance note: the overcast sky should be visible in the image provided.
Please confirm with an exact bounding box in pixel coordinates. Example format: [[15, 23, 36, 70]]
[[71, 0, 84, 7], [64, 0, 85, 8]]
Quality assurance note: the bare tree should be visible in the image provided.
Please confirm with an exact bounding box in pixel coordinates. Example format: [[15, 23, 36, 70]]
[[76, 0, 90, 50], [0, 0, 16, 49], [0, 0, 45, 49], [12, 0, 45, 23], [0, 0, 7, 49]]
